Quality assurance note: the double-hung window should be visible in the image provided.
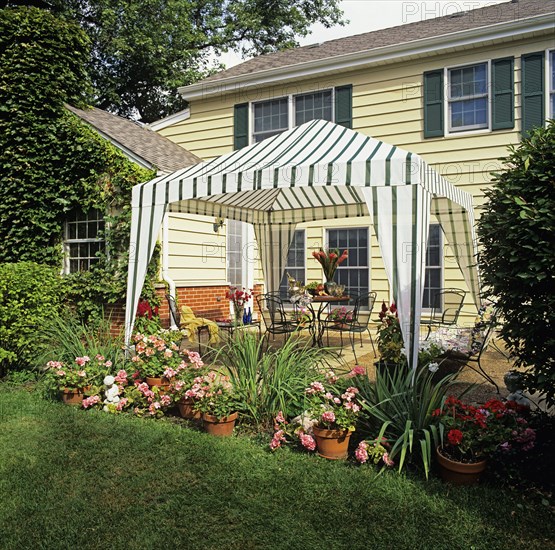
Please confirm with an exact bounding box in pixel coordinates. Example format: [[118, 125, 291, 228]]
[[327, 228, 369, 307], [226, 219, 246, 288], [448, 63, 488, 132], [423, 224, 443, 309], [279, 230, 306, 300], [252, 90, 334, 143], [63, 209, 105, 273]]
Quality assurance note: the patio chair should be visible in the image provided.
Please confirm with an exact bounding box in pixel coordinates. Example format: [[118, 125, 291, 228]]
[[421, 288, 466, 339], [165, 294, 213, 354], [323, 291, 377, 362], [256, 293, 301, 348]]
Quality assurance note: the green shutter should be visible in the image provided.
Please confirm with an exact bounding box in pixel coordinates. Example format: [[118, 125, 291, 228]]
[[234, 103, 249, 150], [522, 52, 545, 137], [423, 70, 444, 138], [492, 57, 514, 130], [335, 85, 352, 129]]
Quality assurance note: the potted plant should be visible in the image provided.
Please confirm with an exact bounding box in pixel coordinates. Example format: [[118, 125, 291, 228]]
[[43, 356, 93, 405], [326, 306, 354, 328], [130, 330, 187, 389], [167, 349, 207, 419], [433, 395, 536, 485], [303, 381, 361, 459], [191, 371, 239, 436]]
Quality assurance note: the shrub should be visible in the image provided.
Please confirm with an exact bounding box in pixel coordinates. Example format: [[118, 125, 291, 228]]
[[478, 122, 555, 406], [0, 262, 64, 374]]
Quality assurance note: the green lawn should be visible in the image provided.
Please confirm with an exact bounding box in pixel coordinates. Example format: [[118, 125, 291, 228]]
[[0, 385, 553, 550]]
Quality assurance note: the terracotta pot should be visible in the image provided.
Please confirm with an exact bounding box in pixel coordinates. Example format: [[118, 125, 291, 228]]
[[178, 397, 202, 420], [312, 425, 353, 460], [202, 411, 238, 437], [436, 447, 487, 485], [61, 387, 88, 406], [146, 376, 170, 393]]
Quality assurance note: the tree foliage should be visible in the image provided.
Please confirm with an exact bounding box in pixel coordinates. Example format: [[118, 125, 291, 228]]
[[0, 7, 156, 321], [45, 0, 344, 122], [477, 122, 555, 406]]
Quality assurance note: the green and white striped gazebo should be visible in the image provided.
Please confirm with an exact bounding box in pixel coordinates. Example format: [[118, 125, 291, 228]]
[[125, 119, 481, 368]]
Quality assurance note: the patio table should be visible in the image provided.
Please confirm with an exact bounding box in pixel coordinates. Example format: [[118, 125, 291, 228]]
[[309, 295, 351, 346]]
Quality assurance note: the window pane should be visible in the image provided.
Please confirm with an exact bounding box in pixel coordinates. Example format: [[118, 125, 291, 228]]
[[253, 98, 288, 142], [294, 90, 332, 125], [327, 228, 370, 305], [279, 230, 306, 299], [423, 225, 442, 308]]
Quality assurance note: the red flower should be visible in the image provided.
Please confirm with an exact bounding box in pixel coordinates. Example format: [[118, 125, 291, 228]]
[[447, 429, 464, 446]]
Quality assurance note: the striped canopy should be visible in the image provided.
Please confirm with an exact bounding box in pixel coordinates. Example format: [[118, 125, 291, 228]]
[[125, 119, 480, 368]]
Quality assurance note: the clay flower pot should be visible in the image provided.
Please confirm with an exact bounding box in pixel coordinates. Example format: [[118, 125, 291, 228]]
[[202, 411, 238, 437], [61, 387, 89, 406], [436, 446, 487, 485], [178, 397, 202, 420], [146, 376, 171, 393], [312, 425, 353, 460]]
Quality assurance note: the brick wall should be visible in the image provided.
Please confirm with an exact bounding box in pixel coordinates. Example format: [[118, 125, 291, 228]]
[[108, 282, 265, 335]]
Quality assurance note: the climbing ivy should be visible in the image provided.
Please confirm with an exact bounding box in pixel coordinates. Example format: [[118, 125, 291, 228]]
[[0, 7, 157, 321]]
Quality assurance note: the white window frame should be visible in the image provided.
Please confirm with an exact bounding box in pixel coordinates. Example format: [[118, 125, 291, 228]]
[[444, 59, 492, 136], [63, 209, 106, 274], [422, 223, 444, 311], [251, 88, 335, 145]]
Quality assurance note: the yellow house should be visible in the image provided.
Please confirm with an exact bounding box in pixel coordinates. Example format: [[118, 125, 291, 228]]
[[151, 0, 555, 324]]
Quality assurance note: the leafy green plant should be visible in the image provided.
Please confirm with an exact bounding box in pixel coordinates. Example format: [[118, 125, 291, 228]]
[[478, 121, 555, 406], [0, 262, 64, 374], [215, 333, 334, 429], [33, 311, 125, 372], [354, 365, 460, 478], [191, 371, 238, 418]]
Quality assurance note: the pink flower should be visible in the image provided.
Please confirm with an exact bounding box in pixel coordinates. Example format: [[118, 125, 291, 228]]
[[114, 370, 128, 385], [325, 370, 339, 384], [382, 452, 394, 467], [95, 354, 105, 361], [104, 360, 113, 368], [160, 395, 172, 407], [299, 433, 316, 451], [56, 369, 66, 377], [163, 367, 177, 379], [348, 365, 366, 378], [321, 411, 336, 424], [75, 356, 90, 366], [355, 441, 369, 463], [82, 395, 100, 409], [47, 361, 63, 369], [270, 429, 287, 451], [275, 411, 286, 424], [116, 398, 128, 411], [78, 370, 86, 377], [305, 381, 325, 395]]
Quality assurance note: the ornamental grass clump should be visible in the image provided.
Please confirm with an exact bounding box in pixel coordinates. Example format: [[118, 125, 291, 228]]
[[435, 396, 536, 463]]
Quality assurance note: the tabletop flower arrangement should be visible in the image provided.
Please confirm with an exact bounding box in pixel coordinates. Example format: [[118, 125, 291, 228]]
[[434, 395, 536, 463], [225, 286, 252, 324], [312, 248, 348, 282]]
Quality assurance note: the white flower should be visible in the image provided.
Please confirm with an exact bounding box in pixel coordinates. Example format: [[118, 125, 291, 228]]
[[428, 362, 439, 373]]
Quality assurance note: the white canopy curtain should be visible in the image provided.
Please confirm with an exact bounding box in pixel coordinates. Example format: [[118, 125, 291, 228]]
[[124, 119, 481, 369]]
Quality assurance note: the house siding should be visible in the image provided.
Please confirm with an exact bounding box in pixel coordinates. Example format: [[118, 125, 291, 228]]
[[156, 33, 553, 326]]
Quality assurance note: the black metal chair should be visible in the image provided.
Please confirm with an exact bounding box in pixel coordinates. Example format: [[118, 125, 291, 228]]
[[256, 293, 300, 347], [165, 294, 210, 354], [421, 288, 466, 339], [323, 291, 377, 362]]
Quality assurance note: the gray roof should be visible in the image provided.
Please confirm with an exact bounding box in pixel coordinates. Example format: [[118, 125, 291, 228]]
[[202, 0, 555, 84], [66, 105, 201, 172]]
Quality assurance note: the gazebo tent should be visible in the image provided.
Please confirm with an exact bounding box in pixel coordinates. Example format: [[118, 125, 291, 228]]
[[124, 119, 481, 368]]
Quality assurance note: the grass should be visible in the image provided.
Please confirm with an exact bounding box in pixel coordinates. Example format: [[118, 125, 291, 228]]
[[1, 384, 553, 550]]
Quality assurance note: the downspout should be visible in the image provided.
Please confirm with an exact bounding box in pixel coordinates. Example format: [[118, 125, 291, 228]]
[[161, 212, 178, 329]]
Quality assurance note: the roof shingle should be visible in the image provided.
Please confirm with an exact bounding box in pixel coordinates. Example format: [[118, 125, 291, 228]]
[[201, 0, 554, 84], [66, 105, 201, 172]]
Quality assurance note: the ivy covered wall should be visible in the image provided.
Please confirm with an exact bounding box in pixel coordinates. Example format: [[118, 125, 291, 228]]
[[0, 7, 156, 320]]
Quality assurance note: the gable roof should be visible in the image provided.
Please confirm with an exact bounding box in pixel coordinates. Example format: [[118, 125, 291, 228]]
[[66, 105, 201, 173], [180, 0, 554, 98]]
